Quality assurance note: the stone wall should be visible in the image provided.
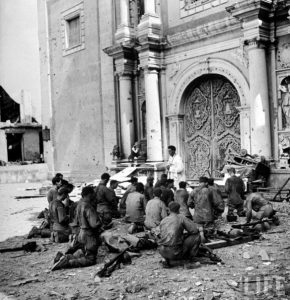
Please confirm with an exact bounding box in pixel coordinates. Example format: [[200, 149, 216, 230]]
[[0, 164, 48, 184], [38, 0, 116, 180]]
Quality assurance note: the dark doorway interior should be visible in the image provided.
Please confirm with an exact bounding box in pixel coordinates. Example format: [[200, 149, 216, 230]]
[[6, 133, 23, 161]]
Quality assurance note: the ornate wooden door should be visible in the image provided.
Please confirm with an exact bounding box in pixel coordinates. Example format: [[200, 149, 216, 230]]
[[184, 75, 241, 180]]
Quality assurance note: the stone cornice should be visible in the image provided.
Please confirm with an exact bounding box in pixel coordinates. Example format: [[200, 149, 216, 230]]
[[136, 36, 167, 70], [166, 17, 240, 49], [226, 0, 273, 22], [103, 42, 137, 76], [226, 0, 273, 43], [103, 42, 136, 60]]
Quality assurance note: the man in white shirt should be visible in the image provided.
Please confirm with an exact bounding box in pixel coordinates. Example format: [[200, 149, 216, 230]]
[[167, 145, 185, 188]]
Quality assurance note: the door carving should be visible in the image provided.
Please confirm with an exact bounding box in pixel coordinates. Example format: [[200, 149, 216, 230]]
[[184, 75, 241, 180]]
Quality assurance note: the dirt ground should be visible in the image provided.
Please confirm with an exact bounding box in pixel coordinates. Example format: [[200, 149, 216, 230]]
[[0, 184, 290, 300]]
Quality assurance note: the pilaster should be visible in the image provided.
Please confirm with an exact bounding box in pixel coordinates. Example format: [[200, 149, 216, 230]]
[[227, 0, 273, 157], [103, 44, 137, 159]]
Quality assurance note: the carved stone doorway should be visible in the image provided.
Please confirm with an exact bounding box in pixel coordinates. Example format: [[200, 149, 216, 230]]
[[184, 74, 241, 180]]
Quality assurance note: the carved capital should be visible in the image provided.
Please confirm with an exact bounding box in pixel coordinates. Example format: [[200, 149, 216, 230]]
[[136, 37, 166, 70], [103, 43, 137, 76], [245, 38, 269, 50], [115, 58, 135, 77]]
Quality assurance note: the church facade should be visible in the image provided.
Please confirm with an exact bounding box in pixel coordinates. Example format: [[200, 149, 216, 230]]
[[39, 0, 290, 181]]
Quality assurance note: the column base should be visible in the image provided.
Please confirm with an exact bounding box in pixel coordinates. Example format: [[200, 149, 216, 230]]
[[137, 13, 161, 40], [115, 25, 135, 43]]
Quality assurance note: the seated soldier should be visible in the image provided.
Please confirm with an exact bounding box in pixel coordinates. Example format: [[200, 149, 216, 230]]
[[95, 173, 115, 225], [144, 188, 167, 229], [160, 179, 175, 207], [50, 186, 71, 243], [245, 192, 274, 231], [128, 142, 141, 161], [208, 178, 225, 220], [225, 167, 245, 219], [28, 182, 76, 240], [107, 180, 121, 219], [63, 183, 78, 223], [144, 176, 154, 202], [174, 181, 192, 219], [188, 177, 215, 229], [47, 174, 63, 204], [119, 177, 138, 217], [154, 174, 167, 189], [125, 182, 147, 232], [51, 186, 102, 271], [158, 202, 203, 267]]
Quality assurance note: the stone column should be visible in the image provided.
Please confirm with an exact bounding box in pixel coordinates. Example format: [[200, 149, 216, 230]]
[[167, 115, 185, 159], [247, 40, 271, 157], [144, 69, 163, 161], [119, 74, 135, 158], [144, 0, 156, 14], [270, 42, 279, 159], [115, 0, 132, 42]]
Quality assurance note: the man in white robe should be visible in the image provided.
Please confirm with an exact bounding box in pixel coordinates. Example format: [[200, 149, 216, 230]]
[[167, 145, 185, 188]]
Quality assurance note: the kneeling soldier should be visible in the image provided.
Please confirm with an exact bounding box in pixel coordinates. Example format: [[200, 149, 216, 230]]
[[52, 186, 102, 270]]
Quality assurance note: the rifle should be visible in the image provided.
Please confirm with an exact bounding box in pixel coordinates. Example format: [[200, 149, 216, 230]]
[[96, 247, 131, 277], [231, 218, 272, 229], [199, 244, 223, 263]]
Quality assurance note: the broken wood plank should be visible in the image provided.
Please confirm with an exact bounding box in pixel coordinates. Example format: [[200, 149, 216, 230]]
[[0, 241, 37, 253]]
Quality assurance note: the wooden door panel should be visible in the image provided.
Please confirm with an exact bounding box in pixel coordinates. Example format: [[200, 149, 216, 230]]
[[184, 75, 241, 180]]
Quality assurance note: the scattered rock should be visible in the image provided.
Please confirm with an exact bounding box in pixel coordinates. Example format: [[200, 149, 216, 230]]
[[243, 252, 251, 259], [125, 283, 145, 293], [259, 249, 270, 261], [204, 292, 214, 300], [195, 282, 202, 286], [64, 292, 79, 300], [48, 291, 63, 297], [227, 279, 238, 288], [157, 289, 170, 297], [179, 287, 191, 293]]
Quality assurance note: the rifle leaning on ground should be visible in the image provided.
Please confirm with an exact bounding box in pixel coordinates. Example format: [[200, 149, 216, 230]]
[[96, 247, 132, 278], [231, 218, 273, 229], [199, 244, 223, 263]]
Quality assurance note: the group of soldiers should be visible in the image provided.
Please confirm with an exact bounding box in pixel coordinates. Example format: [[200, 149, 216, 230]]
[[27, 146, 277, 270]]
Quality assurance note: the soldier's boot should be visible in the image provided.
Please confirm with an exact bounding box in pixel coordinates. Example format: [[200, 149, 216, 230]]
[[53, 251, 64, 264], [51, 255, 69, 271]]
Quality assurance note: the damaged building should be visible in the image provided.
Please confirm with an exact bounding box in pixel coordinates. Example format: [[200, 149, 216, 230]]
[[38, 0, 290, 183], [0, 87, 43, 164]]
